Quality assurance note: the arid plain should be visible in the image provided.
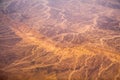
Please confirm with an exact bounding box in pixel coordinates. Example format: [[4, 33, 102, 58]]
[[0, 0, 120, 80]]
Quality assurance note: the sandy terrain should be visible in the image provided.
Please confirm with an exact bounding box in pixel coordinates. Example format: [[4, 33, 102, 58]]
[[0, 0, 120, 80]]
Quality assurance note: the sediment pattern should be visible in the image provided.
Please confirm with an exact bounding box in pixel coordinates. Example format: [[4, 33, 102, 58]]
[[0, 0, 120, 80]]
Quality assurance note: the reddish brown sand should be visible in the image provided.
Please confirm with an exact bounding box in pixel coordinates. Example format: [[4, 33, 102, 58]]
[[0, 0, 120, 80]]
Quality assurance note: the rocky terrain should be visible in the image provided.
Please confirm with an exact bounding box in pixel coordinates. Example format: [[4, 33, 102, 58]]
[[0, 0, 120, 80]]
